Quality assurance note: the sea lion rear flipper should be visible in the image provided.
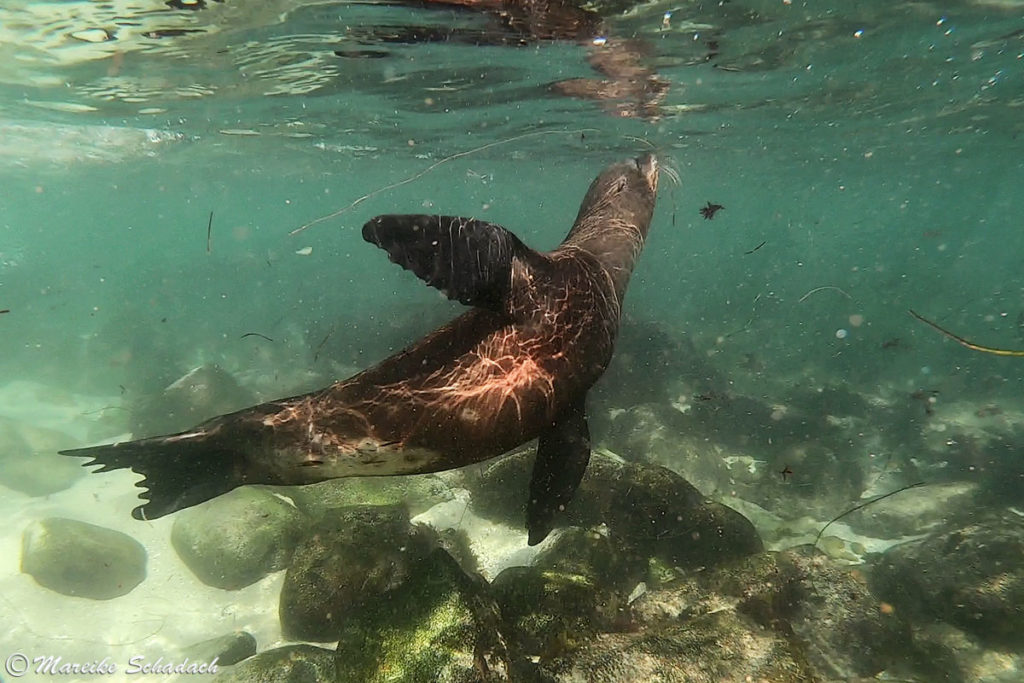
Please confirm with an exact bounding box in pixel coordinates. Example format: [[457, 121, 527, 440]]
[[526, 399, 591, 546], [362, 215, 542, 312], [60, 424, 246, 520]]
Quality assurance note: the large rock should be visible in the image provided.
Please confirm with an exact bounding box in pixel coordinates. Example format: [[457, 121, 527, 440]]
[[472, 450, 762, 568], [719, 548, 911, 679], [131, 364, 256, 437], [334, 548, 521, 681], [279, 504, 438, 641], [540, 613, 808, 683], [180, 631, 257, 668], [21, 517, 146, 599], [611, 547, 910, 682], [171, 486, 306, 590], [285, 473, 455, 521], [0, 417, 84, 496], [871, 511, 1024, 648], [213, 644, 336, 682]]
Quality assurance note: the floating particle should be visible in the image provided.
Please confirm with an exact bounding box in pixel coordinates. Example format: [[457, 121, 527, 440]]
[[835, 328, 848, 339], [295, 246, 313, 256]]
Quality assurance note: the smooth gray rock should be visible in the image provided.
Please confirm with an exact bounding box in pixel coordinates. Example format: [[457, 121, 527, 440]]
[[131, 364, 256, 437], [0, 418, 84, 496], [21, 517, 146, 599], [180, 631, 256, 667], [213, 644, 335, 682], [171, 486, 306, 590]]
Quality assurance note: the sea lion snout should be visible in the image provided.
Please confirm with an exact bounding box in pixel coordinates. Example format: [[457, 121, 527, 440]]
[[635, 153, 658, 193]]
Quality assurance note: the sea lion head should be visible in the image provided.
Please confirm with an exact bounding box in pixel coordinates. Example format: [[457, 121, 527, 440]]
[[575, 152, 658, 228], [561, 154, 659, 290]]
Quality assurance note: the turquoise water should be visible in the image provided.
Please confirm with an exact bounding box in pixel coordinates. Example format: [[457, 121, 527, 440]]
[[2, 0, 1024, 680]]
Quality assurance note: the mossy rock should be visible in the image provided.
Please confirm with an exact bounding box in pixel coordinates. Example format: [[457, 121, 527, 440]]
[[213, 644, 335, 682], [279, 504, 438, 641], [334, 548, 518, 681]]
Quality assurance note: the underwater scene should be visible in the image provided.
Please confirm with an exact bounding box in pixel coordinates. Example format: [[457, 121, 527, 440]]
[[1, 0, 1023, 681]]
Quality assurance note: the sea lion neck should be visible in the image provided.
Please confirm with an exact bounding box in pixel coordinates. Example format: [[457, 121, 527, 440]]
[[557, 153, 659, 296]]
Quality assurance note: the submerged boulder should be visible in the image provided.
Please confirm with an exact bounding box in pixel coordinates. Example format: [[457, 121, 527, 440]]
[[180, 631, 257, 668], [334, 548, 520, 681], [472, 450, 762, 568], [213, 644, 336, 682], [171, 486, 307, 590], [279, 504, 438, 641], [871, 510, 1024, 648], [0, 417, 84, 496], [131, 364, 256, 437], [539, 613, 808, 683], [21, 517, 146, 599]]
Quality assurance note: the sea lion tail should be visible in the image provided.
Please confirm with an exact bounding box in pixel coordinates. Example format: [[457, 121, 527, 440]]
[[60, 431, 246, 520]]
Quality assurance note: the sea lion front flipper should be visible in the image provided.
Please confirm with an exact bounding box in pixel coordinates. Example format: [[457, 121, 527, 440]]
[[362, 215, 541, 312], [526, 399, 591, 546]]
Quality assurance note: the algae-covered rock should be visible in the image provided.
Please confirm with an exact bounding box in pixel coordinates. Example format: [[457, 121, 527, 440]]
[[180, 631, 257, 667], [533, 526, 646, 591], [21, 517, 146, 599], [279, 504, 438, 641], [711, 548, 911, 679], [871, 510, 1024, 648], [625, 548, 910, 681], [491, 564, 607, 659], [540, 612, 809, 682], [334, 548, 518, 681], [171, 486, 307, 590], [472, 450, 762, 569], [213, 644, 335, 682]]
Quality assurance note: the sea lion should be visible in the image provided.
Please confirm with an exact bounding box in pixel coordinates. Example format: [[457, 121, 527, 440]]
[[61, 153, 660, 545]]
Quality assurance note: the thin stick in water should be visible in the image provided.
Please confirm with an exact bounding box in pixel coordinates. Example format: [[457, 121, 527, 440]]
[[814, 481, 926, 549], [290, 128, 600, 236], [206, 211, 214, 254], [799, 285, 851, 303]]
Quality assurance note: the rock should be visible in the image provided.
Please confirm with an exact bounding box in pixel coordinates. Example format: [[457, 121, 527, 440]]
[[729, 548, 911, 679], [285, 473, 454, 521], [21, 518, 146, 599], [0, 417, 84, 496], [279, 504, 438, 641], [540, 613, 809, 682], [131, 364, 256, 437], [626, 548, 910, 681], [471, 450, 762, 570], [492, 563, 610, 659], [334, 548, 520, 681], [213, 644, 335, 682], [171, 487, 306, 590], [180, 631, 257, 667], [871, 510, 1024, 647]]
